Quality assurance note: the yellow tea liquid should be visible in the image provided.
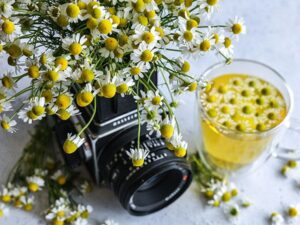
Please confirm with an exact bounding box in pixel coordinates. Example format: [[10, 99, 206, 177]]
[[199, 74, 287, 170]]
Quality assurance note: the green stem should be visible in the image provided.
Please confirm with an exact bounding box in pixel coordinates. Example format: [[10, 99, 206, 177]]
[[78, 97, 97, 136]]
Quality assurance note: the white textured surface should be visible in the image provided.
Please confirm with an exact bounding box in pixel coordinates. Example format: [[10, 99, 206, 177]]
[[1, 0, 300, 224]]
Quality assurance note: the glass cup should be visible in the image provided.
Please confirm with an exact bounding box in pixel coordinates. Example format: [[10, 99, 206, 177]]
[[195, 59, 300, 177]]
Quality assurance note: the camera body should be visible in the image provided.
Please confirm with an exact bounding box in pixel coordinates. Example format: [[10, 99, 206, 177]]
[[54, 74, 192, 216]]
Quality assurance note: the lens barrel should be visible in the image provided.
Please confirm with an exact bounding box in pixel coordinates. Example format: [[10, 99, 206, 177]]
[[98, 126, 192, 216]]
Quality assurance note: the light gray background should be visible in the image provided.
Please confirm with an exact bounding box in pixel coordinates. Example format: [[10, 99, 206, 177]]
[[1, 0, 300, 224]]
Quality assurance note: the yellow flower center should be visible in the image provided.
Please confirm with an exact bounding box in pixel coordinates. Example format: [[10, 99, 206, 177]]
[[188, 82, 198, 91], [2, 20, 15, 34], [140, 50, 153, 62], [130, 67, 141, 76], [55, 57, 68, 71], [132, 159, 144, 167], [178, 8, 190, 18], [24, 204, 33, 211], [186, 19, 198, 30], [174, 147, 187, 157], [232, 23, 242, 34], [1, 195, 11, 203], [53, 219, 64, 225], [86, 18, 98, 30], [98, 19, 113, 34], [56, 211, 65, 217], [57, 175, 67, 185], [222, 192, 232, 202], [91, 7, 102, 19], [117, 83, 129, 94], [152, 96, 161, 105], [57, 109, 71, 120], [69, 42, 82, 56], [1, 120, 10, 130], [134, 0, 145, 12], [28, 182, 39, 192], [207, 0, 218, 6], [81, 210, 90, 219], [145, 10, 156, 19], [63, 139, 78, 154], [138, 15, 148, 26], [105, 37, 118, 51], [40, 53, 48, 65], [142, 32, 155, 44], [213, 33, 219, 44], [32, 105, 45, 116], [224, 37, 232, 48], [56, 94, 72, 109], [28, 65, 40, 79], [119, 34, 129, 46], [5, 44, 22, 58], [155, 26, 165, 37], [77, 1, 87, 9], [200, 39, 211, 51], [160, 124, 174, 139], [81, 69, 95, 82], [78, 92, 94, 106], [111, 15, 120, 25], [27, 110, 39, 120], [102, 83, 117, 98], [289, 207, 298, 217], [57, 15, 69, 27], [183, 31, 193, 41], [46, 70, 60, 82], [119, 18, 127, 27], [2, 76, 13, 89], [42, 90, 53, 103], [181, 61, 190, 73], [66, 3, 80, 19]]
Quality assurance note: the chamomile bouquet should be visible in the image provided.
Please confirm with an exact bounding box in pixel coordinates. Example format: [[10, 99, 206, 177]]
[[0, 0, 245, 166]]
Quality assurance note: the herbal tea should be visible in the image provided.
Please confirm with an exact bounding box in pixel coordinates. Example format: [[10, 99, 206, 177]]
[[199, 74, 287, 170]]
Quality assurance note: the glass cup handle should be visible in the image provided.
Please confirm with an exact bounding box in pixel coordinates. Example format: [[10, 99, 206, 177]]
[[273, 118, 300, 160]]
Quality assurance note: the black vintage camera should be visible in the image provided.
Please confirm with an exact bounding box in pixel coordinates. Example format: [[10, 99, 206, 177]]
[[54, 75, 192, 216]]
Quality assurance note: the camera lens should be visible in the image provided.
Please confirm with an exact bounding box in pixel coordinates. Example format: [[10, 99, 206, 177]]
[[98, 126, 192, 216]]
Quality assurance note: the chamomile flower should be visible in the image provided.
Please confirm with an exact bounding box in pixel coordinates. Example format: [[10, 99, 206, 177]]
[[198, 32, 215, 54], [115, 75, 135, 96], [177, 18, 199, 50], [219, 36, 234, 58], [26, 175, 45, 192], [63, 133, 85, 154], [60, 3, 84, 23], [226, 16, 246, 39], [1, 72, 16, 90], [160, 117, 176, 139], [77, 204, 93, 219], [126, 64, 148, 80], [0, 100, 12, 113], [131, 42, 157, 68], [126, 147, 150, 167], [45, 204, 70, 221], [97, 74, 117, 99], [270, 212, 284, 225], [20, 195, 34, 211], [132, 26, 161, 46], [168, 130, 188, 157], [30, 97, 46, 117], [144, 90, 164, 110], [224, 204, 240, 222], [0, 18, 22, 42], [0, 203, 9, 218], [76, 83, 97, 107], [0, 0, 15, 18], [0, 114, 17, 133], [0, 186, 12, 203], [199, 0, 220, 19], [56, 104, 80, 121], [287, 204, 300, 219], [62, 34, 87, 57], [18, 106, 43, 124], [79, 180, 93, 194], [51, 170, 68, 186], [100, 37, 120, 58]]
